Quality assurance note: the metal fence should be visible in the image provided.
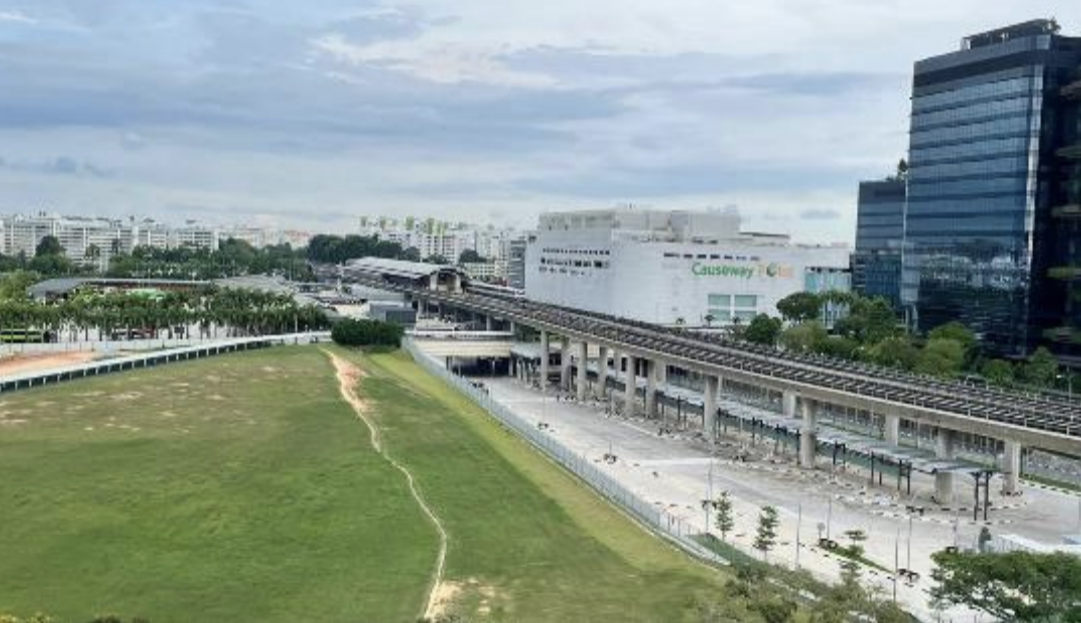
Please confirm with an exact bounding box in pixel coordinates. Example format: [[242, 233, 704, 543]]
[[404, 338, 728, 567]]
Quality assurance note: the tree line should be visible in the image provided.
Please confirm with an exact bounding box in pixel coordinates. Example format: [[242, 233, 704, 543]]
[[734, 291, 1071, 391], [0, 236, 312, 281], [0, 279, 327, 340]]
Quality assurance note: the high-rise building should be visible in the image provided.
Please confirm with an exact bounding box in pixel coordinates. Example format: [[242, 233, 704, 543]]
[[507, 238, 527, 290], [903, 19, 1081, 354], [0, 213, 221, 269], [853, 178, 907, 309]]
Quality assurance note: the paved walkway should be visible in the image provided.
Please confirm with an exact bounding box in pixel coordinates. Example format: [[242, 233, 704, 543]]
[[479, 375, 1080, 621]]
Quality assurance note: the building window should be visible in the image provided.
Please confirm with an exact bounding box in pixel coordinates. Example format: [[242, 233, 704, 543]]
[[733, 295, 758, 309]]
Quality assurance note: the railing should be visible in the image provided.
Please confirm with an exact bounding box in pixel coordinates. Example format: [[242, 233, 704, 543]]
[[403, 338, 728, 567], [0, 332, 331, 393]]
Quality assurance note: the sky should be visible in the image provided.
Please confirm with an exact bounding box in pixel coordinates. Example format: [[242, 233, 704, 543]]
[[0, 1, 1077, 243]]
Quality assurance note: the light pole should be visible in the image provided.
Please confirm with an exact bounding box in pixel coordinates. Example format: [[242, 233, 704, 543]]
[[1058, 373, 1074, 400], [795, 502, 802, 569]]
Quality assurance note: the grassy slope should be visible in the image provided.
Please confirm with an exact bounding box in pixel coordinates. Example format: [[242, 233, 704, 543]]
[[0, 348, 437, 623], [350, 349, 729, 622]]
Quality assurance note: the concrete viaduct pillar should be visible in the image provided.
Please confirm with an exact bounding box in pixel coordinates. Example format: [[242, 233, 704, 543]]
[[704, 375, 719, 442], [645, 359, 660, 418], [799, 398, 817, 469], [782, 390, 797, 418], [935, 428, 957, 503], [560, 336, 571, 391], [576, 341, 589, 402], [883, 414, 900, 446], [1002, 439, 1023, 495], [596, 346, 609, 399], [539, 330, 550, 391], [624, 354, 638, 417]]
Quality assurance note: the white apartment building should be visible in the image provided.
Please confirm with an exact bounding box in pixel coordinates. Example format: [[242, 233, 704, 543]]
[[359, 215, 516, 263], [1, 213, 220, 268], [525, 207, 851, 326]]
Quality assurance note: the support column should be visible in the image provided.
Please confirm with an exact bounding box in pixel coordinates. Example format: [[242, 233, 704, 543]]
[[624, 354, 638, 416], [485, 315, 493, 331], [800, 398, 817, 469], [1002, 439, 1023, 495], [883, 414, 900, 446], [596, 345, 609, 399], [704, 375, 719, 442], [645, 359, 659, 418], [782, 390, 797, 417], [560, 336, 571, 391], [576, 341, 589, 401], [539, 330, 550, 391], [935, 428, 957, 503], [656, 362, 668, 386]]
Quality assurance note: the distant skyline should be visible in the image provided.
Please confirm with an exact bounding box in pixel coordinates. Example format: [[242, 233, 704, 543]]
[[0, 1, 1077, 243]]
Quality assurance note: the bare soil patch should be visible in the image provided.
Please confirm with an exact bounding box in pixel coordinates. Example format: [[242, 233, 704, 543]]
[[0, 352, 98, 376]]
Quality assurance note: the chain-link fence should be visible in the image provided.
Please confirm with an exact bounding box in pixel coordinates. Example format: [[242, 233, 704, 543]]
[[404, 338, 728, 567]]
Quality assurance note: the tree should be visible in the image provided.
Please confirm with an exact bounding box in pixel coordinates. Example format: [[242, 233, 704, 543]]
[[34, 235, 64, 257], [331, 318, 404, 348], [743, 314, 782, 346], [981, 359, 1014, 387], [914, 338, 966, 378], [778, 321, 828, 354], [714, 491, 735, 542], [704, 313, 715, 328], [0, 270, 40, 301], [457, 249, 485, 264], [1021, 347, 1059, 389], [868, 336, 919, 370], [931, 550, 1081, 621], [753, 505, 779, 560], [424, 254, 449, 265], [928, 321, 977, 360], [833, 295, 901, 345], [776, 292, 822, 323]]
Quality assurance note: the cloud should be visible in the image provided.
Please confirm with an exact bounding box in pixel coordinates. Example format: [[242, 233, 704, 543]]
[[0, 10, 35, 24], [800, 208, 841, 220], [0, 155, 111, 178], [0, 0, 1076, 240]]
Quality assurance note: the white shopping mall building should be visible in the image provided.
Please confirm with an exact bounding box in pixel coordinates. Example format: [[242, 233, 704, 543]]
[[524, 207, 851, 326]]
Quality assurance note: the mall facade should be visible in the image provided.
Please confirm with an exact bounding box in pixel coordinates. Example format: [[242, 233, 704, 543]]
[[524, 208, 850, 326]]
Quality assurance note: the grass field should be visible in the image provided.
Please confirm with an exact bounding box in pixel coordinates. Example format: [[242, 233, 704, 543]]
[[0, 346, 734, 622], [346, 349, 729, 621], [0, 348, 437, 623]]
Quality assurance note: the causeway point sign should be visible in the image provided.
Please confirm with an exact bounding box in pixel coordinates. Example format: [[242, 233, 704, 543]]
[[691, 262, 794, 279]]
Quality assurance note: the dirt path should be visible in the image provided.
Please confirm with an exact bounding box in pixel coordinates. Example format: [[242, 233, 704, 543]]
[[0, 351, 98, 377], [322, 350, 452, 621]]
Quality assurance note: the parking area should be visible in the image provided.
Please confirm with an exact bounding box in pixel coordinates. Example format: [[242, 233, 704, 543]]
[[476, 374, 1081, 620]]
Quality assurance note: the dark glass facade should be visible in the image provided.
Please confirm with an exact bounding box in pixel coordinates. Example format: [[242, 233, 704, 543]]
[[853, 179, 906, 308], [904, 20, 1081, 355]]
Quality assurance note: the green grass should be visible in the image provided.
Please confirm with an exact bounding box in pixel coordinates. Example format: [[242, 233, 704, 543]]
[[0, 348, 437, 623], [348, 348, 730, 622], [1022, 472, 1081, 493], [1, 346, 739, 622]]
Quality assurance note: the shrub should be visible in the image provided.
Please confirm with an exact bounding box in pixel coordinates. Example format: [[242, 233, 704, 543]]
[[331, 318, 404, 348]]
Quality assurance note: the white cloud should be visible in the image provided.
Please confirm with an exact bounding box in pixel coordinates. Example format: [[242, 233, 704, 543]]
[[0, 10, 36, 25], [311, 33, 557, 88]]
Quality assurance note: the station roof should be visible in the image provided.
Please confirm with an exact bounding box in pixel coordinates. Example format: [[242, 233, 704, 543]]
[[344, 257, 463, 280], [28, 277, 207, 299]]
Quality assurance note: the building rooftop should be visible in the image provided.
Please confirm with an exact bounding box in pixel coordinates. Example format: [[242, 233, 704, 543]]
[[963, 19, 1060, 50]]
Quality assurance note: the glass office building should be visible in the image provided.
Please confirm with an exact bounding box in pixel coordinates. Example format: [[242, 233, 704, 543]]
[[904, 20, 1081, 354], [853, 179, 907, 309]]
